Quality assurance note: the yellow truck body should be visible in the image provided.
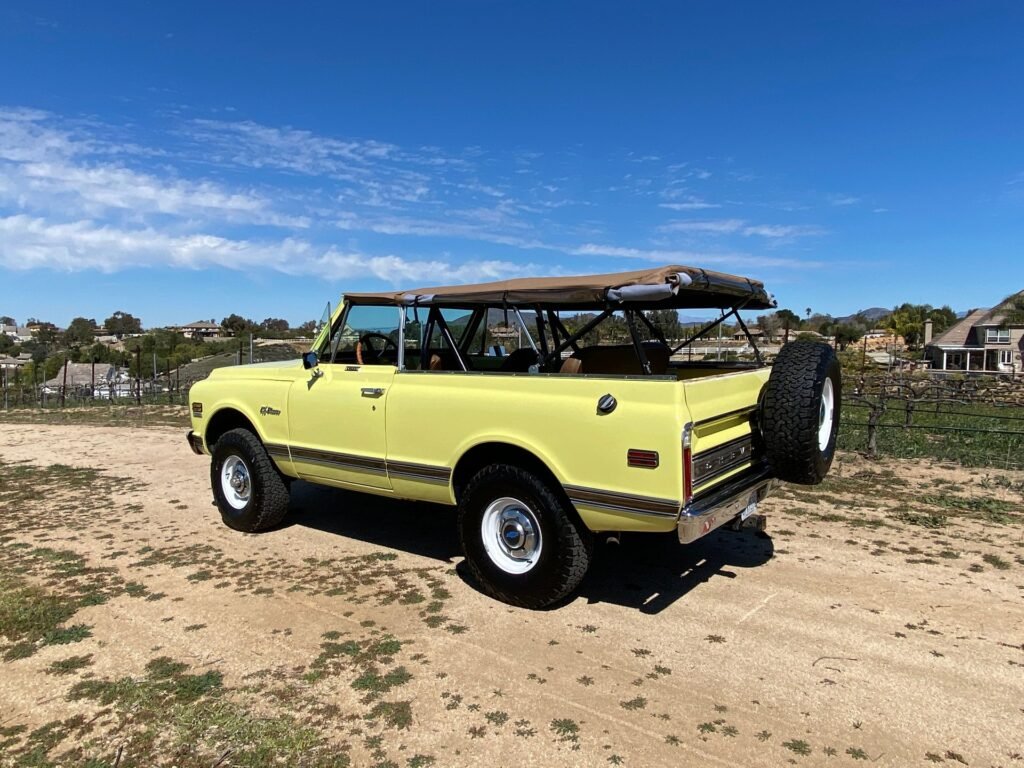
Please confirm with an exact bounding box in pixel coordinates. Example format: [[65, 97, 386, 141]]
[[186, 266, 839, 607]]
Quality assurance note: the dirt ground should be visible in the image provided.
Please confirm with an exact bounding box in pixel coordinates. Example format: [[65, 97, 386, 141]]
[[1, 421, 1022, 767]]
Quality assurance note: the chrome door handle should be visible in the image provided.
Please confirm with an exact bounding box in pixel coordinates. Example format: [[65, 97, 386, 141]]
[[360, 387, 385, 398]]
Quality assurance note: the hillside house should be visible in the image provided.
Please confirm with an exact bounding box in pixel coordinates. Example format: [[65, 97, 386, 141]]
[[44, 362, 118, 389], [0, 355, 30, 372], [1, 323, 33, 343], [731, 326, 767, 341], [925, 293, 1024, 373], [176, 320, 229, 340]]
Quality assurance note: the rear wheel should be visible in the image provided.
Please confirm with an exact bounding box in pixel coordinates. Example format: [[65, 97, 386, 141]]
[[760, 341, 842, 485], [458, 464, 592, 609], [210, 428, 290, 531]]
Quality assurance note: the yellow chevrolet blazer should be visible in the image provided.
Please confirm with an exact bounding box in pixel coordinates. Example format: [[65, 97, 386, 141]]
[[187, 265, 841, 608]]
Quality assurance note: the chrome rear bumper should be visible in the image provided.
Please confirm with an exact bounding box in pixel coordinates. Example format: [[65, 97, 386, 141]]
[[678, 465, 776, 544]]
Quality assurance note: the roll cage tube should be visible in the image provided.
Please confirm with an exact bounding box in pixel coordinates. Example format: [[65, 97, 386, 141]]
[[537, 309, 612, 369], [392, 299, 764, 374], [669, 298, 764, 365], [624, 309, 653, 375], [417, 306, 469, 371]]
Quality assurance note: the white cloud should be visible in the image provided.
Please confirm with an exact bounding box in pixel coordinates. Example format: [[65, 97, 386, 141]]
[[658, 219, 825, 239], [568, 243, 818, 269], [0, 214, 542, 283], [829, 194, 861, 206], [0, 109, 307, 227], [658, 219, 746, 234], [741, 223, 825, 238], [0, 104, 835, 285], [658, 196, 721, 211]]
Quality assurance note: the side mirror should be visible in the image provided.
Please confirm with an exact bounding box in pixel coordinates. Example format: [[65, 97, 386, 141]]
[[302, 351, 319, 370]]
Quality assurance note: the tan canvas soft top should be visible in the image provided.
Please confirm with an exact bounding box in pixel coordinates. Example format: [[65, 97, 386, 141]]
[[345, 264, 776, 310]]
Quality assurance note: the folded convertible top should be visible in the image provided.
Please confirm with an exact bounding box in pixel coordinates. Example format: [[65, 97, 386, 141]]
[[345, 264, 776, 310]]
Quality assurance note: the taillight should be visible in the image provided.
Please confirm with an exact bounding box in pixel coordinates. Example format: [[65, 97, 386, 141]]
[[682, 423, 693, 506], [627, 449, 660, 469]]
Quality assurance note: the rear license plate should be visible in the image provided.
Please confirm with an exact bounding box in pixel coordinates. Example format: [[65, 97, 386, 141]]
[[740, 492, 758, 521]]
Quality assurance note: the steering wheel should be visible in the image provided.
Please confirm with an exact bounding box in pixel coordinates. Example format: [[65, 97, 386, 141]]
[[355, 332, 399, 365]]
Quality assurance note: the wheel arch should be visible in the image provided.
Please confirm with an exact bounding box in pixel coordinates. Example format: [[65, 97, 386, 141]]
[[452, 441, 566, 505], [204, 405, 264, 449]]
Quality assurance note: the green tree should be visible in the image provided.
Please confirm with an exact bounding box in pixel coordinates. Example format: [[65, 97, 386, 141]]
[[221, 314, 255, 335], [756, 313, 780, 341], [0, 315, 15, 326], [260, 317, 290, 333], [886, 303, 956, 348], [645, 309, 681, 341], [64, 317, 97, 347], [995, 291, 1024, 326], [104, 311, 142, 338], [775, 309, 801, 344], [927, 305, 957, 336], [835, 323, 864, 351]]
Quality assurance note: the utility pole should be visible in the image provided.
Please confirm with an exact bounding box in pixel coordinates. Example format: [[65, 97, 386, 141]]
[[60, 355, 68, 408], [249, 333, 254, 365], [135, 346, 142, 405]]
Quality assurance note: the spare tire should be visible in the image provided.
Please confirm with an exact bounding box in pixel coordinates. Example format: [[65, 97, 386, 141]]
[[761, 341, 841, 485]]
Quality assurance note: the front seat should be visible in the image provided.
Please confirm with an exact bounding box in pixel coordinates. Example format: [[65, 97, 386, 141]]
[[499, 348, 539, 372]]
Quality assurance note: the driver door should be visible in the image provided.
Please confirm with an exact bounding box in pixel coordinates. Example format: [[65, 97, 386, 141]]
[[286, 303, 400, 490]]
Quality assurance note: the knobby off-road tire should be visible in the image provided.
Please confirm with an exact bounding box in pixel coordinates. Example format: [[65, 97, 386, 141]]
[[761, 341, 842, 485], [458, 464, 593, 609], [210, 428, 290, 532]]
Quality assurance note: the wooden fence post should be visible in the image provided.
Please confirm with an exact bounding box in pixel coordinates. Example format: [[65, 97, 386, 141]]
[[866, 399, 886, 458]]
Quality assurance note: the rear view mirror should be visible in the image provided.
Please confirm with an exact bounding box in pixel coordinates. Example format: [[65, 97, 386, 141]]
[[302, 351, 319, 370]]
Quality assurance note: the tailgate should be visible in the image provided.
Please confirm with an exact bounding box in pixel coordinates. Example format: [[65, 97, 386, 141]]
[[681, 368, 771, 498]]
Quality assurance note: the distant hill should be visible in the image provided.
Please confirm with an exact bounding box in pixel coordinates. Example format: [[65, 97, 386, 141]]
[[835, 307, 890, 325]]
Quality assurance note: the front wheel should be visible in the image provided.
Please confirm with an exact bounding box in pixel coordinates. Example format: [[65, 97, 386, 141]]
[[458, 464, 592, 609], [210, 428, 290, 532]]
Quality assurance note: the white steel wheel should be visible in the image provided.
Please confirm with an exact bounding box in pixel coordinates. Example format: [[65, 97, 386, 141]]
[[480, 496, 543, 575], [818, 377, 835, 451], [220, 455, 252, 510]]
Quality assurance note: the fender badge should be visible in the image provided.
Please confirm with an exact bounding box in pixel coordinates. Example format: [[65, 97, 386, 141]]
[[259, 406, 282, 416]]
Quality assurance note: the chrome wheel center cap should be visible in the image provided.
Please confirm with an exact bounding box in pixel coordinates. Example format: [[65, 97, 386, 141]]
[[502, 521, 525, 549], [496, 507, 537, 561], [229, 467, 248, 494]]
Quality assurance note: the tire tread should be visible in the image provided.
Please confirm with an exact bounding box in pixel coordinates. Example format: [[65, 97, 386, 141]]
[[211, 428, 290, 531], [761, 341, 841, 485], [458, 464, 591, 609]]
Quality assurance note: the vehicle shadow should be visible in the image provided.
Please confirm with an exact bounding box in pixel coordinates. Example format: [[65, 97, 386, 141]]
[[578, 529, 775, 614], [284, 481, 460, 562], [284, 481, 774, 613]]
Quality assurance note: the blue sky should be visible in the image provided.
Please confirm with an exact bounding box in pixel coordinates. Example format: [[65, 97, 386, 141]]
[[1, 1, 1022, 328]]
